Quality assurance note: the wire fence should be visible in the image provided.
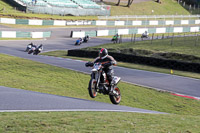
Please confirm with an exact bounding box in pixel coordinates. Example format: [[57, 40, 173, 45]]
[[98, 15, 200, 20], [178, 0, 200, 14], [116, 32, 200, 46]]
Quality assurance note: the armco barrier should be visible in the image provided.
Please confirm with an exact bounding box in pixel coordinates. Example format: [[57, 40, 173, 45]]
[[0, 31, 51, 38], [1, 17, 200, 26], [71, 26, 200, 38], [68, 49, 200, 73]]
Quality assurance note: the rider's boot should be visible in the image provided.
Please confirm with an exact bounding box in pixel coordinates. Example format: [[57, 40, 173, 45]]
[[108, 81, 114, 94], [107, 75, 114, 94]]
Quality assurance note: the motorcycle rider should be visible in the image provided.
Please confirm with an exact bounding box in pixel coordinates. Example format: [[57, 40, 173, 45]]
[[142, 31, 149, 38], [85, 48, 117, 93], [25, 42, 34, 52], [112, 33, 119, 41], [83, 35, 90, 42]]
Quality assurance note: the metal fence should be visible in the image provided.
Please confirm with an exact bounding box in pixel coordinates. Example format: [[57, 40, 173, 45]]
[[116, 32, 200, 46], [98, 15, 200, 20], [178, 0, 200, 14]]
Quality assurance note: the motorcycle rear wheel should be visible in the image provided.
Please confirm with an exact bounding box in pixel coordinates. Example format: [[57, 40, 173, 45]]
[[88, 79, 97, 98], [109, 87, 121, 104]]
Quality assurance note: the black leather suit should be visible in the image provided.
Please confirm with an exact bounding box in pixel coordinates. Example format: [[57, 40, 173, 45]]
[[93, 55, 117, 85]]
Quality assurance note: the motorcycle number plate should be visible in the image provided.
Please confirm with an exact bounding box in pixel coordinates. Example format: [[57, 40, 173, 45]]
[[113, 76, 121, 84]]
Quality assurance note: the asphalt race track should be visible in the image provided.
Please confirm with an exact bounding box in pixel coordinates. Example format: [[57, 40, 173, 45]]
[[0, 39, 200, 98], [0, 86, 167, 114], [0, 27, 199, 113]]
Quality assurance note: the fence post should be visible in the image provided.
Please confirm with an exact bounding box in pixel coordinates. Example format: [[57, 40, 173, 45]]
[[119, 35, 122, 44], [162, 34, 164, 42], [162, 34, 164, 39], [131, 33, 133, 42], [134, 33, 136, 44], [171, 33, 174, 45], [151, 33, 154, 44], [195, 33, 199, 46]]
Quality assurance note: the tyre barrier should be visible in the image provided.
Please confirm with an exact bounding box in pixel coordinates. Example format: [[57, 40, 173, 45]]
[[68, 49, 200, 73]]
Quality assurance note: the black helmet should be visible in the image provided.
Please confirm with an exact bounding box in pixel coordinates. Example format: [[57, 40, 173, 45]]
[[99, 48, 108, 59]]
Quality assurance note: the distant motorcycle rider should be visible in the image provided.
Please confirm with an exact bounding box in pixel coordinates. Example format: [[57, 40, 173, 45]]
[[83, 35, 90, 42], [85, 48, 117, 92]]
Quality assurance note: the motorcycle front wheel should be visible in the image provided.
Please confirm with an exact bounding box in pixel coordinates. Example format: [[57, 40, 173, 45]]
[[109, 87, 121, 104], [28, 50, 33, 54], [88, 79, 97, 98]]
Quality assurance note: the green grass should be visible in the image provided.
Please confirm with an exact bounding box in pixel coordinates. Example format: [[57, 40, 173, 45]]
[[1, 53, 200, 132], [0, 23, 98, 28], [105, 0, 190, 16], [41, 50, 200, 79], [0, 112, 200, 133], [1, 53, 200, 115], [0, 38, 41, 40]]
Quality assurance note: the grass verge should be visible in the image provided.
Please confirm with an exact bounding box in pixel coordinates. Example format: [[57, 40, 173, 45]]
[[105, 0, 190, 16], [0, 112, 200, 133], [0, 38, 42, 40]]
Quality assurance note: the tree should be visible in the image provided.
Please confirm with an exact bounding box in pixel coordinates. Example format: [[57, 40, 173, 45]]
[[127, 0, 134, 7], [116, 0, 120, 6], [116, 0, 134, 7]]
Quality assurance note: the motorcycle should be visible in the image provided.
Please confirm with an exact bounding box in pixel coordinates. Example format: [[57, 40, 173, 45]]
[[25, 43, 33, 52], [111, 35, 119, 44], [83, 36, 90, 43], [33, 44, 43, 55], [28, 45, 37, 54], [141, 31, 149, 39], [86, 62, 121, 104], [75, 38, 83, 45]]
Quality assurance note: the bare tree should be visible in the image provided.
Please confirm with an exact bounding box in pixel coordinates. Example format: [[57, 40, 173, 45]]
[[127, 0, 134, 7], [116, 0, 134, 7], [116, 0, 120, 6]]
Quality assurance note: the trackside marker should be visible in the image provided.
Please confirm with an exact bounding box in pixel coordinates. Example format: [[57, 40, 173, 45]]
[[170, 69, 173, 74], [171, 93, 200, 100]]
